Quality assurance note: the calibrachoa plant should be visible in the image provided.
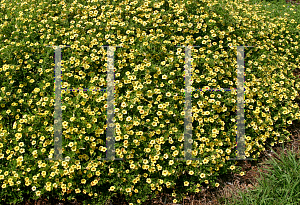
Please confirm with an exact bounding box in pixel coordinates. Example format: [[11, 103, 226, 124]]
[[0, 0, 300, 204]]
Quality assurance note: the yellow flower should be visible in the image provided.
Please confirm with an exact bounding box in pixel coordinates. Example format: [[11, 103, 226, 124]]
[[203, 159, 209, 164], [109, 186, 116, 191], [162, 170, 168, 176], [36, 191, 41, 197]]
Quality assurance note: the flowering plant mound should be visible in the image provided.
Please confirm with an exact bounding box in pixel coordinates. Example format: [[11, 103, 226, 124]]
[[0, 0, 300, 204]]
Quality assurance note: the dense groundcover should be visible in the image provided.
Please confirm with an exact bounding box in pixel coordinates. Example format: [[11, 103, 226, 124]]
[[0, 0, 300, 204]]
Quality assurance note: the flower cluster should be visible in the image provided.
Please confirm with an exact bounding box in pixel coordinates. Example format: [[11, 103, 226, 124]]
[[0, 0, 300, 204]]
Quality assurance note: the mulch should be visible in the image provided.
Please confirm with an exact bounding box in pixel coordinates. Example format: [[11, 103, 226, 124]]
[[285, 0, 300, 5]]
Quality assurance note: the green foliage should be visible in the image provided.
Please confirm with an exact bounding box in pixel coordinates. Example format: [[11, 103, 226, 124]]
[[221, 143, 300, 204], [0, 0, 300, 204]]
